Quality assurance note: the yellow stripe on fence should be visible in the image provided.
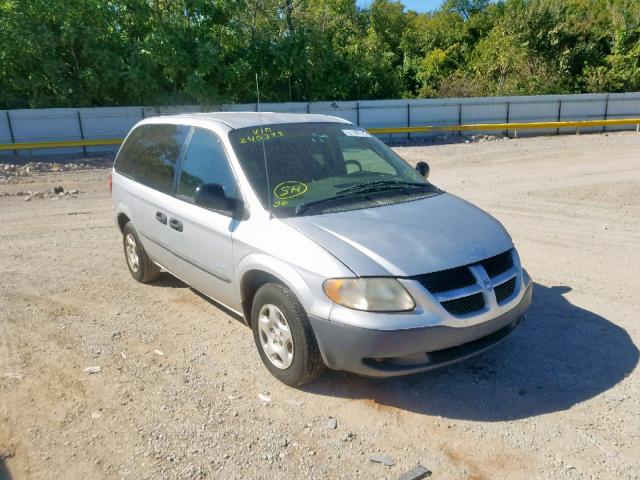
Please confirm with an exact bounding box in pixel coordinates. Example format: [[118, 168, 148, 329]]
[[0, 138, 123, 151], [368, 118, 640, 134], [1, 118, 639, 151]]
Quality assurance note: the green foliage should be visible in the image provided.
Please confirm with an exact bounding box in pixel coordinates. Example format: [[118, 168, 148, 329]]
[[0, 0, 638, 108]]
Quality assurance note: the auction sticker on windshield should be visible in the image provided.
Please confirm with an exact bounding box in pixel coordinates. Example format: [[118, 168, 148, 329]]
[[342, 129, 371, 137]]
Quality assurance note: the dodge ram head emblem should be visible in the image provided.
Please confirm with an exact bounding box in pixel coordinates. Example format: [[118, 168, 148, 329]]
[[484, 281, 493, 291]]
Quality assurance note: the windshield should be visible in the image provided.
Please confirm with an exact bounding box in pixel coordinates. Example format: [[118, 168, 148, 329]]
[[229, 122, 438, 217]]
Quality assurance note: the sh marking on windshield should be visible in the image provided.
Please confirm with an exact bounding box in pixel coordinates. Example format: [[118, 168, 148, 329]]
[[274, 181, 308, 200]]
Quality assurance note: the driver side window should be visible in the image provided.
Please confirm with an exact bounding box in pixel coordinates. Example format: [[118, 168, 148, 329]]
[[177, 128, 238, 202]]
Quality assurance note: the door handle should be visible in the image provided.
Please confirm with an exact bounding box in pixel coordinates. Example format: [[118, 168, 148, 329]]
[[169, 218, 183, 232], [156, 211, 167, 225]]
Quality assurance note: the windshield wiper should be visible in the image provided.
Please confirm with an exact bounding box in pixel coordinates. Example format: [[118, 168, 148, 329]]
[[335, 179, 428, 195], [294, 191, 367, 215], [294, 180, 433, 215]]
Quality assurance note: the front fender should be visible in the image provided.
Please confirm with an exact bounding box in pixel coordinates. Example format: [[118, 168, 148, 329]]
[[235, 253, 335, 321]]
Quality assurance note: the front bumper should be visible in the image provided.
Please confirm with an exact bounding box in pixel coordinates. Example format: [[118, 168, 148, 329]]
[[308, 281, 532, 377]]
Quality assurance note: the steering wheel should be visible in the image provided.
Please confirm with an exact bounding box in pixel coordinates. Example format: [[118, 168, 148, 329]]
[[345, 159, 363, 174]]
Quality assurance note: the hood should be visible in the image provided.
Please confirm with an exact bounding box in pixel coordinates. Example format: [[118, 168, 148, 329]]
[[283, 193, 513, 277]]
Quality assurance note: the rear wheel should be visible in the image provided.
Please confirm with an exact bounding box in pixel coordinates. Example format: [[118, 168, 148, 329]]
[[122, 222, 160, 283], [251, 283, 324, 386]]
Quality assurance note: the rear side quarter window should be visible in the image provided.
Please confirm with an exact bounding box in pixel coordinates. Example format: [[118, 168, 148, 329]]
[[115, 124, 189, 194]]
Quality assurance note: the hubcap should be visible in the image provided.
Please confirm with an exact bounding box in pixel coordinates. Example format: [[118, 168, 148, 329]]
[[258, 304, 294, 369], [125, 233, 140, 272]]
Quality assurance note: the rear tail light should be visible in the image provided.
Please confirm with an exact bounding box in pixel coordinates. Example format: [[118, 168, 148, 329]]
[[108, 174, 112, 194]]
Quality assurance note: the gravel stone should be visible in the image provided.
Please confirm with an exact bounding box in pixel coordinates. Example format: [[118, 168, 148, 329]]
[[369, 453, 395, 466], [398, 465, 432, 480]]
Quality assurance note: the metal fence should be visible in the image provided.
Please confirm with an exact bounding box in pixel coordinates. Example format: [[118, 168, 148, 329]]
[[1, 92, 639, 157]]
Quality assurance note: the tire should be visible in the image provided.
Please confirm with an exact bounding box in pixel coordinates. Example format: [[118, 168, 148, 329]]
[[122, 222, 160, 283], [251, 283, 324, 386]]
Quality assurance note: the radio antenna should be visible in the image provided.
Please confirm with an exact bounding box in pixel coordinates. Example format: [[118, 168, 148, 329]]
[[255, 73, 272, 218]]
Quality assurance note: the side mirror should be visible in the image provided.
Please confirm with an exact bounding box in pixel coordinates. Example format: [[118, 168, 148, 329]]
[[194, 183, 244, 217], [415, 161, 430, 179]]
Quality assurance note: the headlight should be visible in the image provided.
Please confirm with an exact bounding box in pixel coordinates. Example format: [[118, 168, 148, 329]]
[[323, 278, 415, 312]]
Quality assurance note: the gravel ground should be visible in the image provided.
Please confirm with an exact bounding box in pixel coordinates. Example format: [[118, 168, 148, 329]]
[[1, 132, 639, 480]]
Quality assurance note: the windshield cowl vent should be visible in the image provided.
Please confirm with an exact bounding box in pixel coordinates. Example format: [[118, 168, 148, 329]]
[[315, 190, 440, 215]]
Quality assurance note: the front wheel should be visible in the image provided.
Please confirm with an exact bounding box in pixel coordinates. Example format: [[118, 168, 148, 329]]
[[251, 283, 324, 386]]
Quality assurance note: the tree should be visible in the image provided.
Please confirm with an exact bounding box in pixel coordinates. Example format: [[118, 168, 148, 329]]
[[0, 0, 638, 108], [442, 0, 489, 20]]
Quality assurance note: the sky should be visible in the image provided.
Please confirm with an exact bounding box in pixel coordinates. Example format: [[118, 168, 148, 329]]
[[356, 0, 444, 12]]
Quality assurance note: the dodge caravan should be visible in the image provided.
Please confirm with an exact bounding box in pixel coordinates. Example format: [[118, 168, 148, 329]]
[[111, 113, 532, 386]]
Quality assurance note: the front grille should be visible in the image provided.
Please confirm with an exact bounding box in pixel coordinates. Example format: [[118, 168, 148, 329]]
[[441, 292, 485, 316], [494, 278, 516, 303], [414, 248, 516, 317], [479, 250, 513, 278], [415, 266, 476, 293]]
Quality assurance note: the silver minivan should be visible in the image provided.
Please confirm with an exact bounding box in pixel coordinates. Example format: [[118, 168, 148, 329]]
[[111, 113, 532, 386]]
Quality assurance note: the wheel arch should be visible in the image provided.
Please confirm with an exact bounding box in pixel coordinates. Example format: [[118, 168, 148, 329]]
[[239, 270, 284, 325], [115, 202, 135, 232], [117, 212, 130, 232], [236, 254, 326, 326]]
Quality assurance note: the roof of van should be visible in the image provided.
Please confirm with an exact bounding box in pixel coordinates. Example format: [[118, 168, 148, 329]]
[[149, 112, 351, 130]]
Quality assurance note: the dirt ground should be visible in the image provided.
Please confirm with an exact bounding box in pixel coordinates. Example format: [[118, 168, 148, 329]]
[[1, 132, 639, 480]]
